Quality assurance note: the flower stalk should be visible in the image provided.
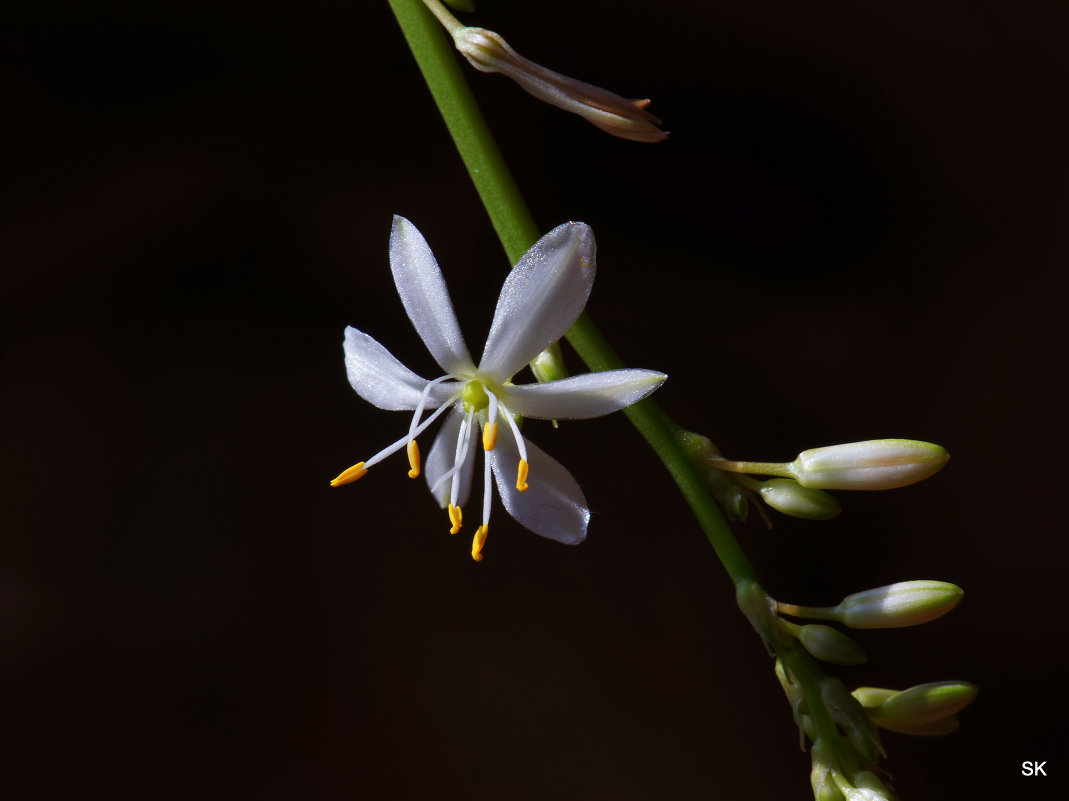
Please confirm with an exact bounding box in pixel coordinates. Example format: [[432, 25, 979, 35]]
[[385, 4, 971, 798], [386, 0, 758, 586], [778, 581, 964, 629], [712, 439, 950, 491]]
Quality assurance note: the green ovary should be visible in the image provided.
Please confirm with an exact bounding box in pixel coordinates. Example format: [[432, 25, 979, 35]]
[[462, 380, 490, 412]]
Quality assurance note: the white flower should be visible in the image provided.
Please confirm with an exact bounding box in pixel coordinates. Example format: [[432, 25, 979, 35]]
[[332, 216, 667, 561]]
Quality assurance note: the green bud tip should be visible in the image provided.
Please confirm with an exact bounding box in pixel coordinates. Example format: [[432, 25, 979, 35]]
[[821, 677, 886, 762], [758, 478, 842, 520], [792, 623, 868, 666], [530, 342, 569, 384], [855, 681, 977, 735]]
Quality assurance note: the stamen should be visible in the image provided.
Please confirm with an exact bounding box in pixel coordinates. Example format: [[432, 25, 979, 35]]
[[482, 422, 498, 451], [496, 398, 530, 491], [406, 440, 421, 479], [449, 410, 475, 508], [409, 376, 457, 435], [483, 387, 500, 451], [471, 524, 489, 562], [482, 443, 493, 525], [330, 461, 367, 487], [448, 503, 463, 535], [361, 392, 459, 470]]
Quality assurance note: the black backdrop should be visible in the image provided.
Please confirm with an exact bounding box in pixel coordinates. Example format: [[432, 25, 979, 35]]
[[4, 1, 1067, 798]]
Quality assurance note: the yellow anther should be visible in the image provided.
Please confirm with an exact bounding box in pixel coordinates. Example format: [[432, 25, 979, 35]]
[[472, 524, 489, 562], [448, 503, 463, 535], [482, 422, 498, 451], [516, 458, 529, 492], [330, 461, 368, 487], [406, 440, 421, 478]]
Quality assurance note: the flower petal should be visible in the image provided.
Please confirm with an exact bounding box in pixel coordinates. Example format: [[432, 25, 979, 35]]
[[489, 432, 589, 545], [389, 215, 474, 375], [425, 407, 476, 509], [479, 222, 595, 381], [502, 369, 666, 420], [343, 326, 433, 411]]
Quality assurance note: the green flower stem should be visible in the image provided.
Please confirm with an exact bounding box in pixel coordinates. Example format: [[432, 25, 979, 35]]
[[777, 602, 836, 622], [386, 0, 757, 586], [712, 460, 795, 479], [387, 0, 538, 264]]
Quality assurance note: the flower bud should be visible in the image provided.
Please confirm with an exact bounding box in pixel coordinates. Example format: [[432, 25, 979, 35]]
[[529, 342, 569, 384], [879, 680, 977, 722], [872, 716, 962, 736], [736, 579, 780, 654], [452, 27, 668, 142], [850, 687, 897, 709], [857, 681, 977, 736], [681, 432, 749, 520], [831, 581, 963, 629], [789, 439, 949, 490], [775, 658, 815, 746], [758, 478, 842, 519], [821, 677, 885, 762], [810, 738, 847, 801], [790, 623, 867, 666], [844, 772, 893, 801]]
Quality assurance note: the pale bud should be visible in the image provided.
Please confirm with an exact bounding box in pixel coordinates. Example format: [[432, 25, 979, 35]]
[[775, 658, 815, 746], [758, 478, 842, 519], [850, 687, 897, 709], [789, 622, 867, 666], [853, 681, 977, 735], [821, 677, 885, 762], [842, 782, 893, 801], [870, 716, 961, 736], [789, 439, 949, 490], [681, 432, 749, 520], [530, 342, 568, 384], [810, 738, 847, 801], [851, 772, 893, 795], [452, 27, 668, 142], [831, 581, 963, 629], [736, 579, 780, 654]]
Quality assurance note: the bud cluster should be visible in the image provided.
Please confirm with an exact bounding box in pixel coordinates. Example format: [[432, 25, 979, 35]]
[[686, 438, 949, 525], [762, 576, 973, 800]]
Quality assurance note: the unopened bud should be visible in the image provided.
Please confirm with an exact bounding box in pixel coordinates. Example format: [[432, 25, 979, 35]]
[[758, 478, 842, 519], [530, 342, 568, 384], [784, 621, 867, 666], [845, 772, 894, 801], [853, 681, 977, 735], [850, 687, 897, 709], [775, 658, 814, 746], [821, 677, 885, 762], [810, 738, 846, 801], [681, 432, 749, 520], [736, 579, 780, 654], [832, 581, 963, 629], [452, 27, 668, 142], [789, 439, 949, 490]]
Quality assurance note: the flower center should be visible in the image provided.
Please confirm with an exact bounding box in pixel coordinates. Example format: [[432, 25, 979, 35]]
[[461, 379, 490, 412]]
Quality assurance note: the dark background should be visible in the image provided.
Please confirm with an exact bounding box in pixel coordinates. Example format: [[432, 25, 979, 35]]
[[3, 1, 1067, 798]]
